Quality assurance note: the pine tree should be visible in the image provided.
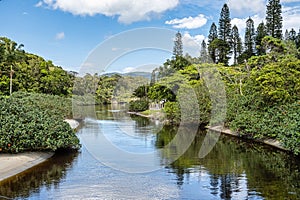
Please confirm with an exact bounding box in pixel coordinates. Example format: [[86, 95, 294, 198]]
[[296, 29, 300, 49], [266, 0, 283, 39], [208, 23, 218, 63], [244, 17, 256, 58], [289, 28, 297, 42], [284, 29, 289, 41], [218, 3, 232, 65], [231, 25, 242, 65], [256, 22, 267, 55], [199, 40, 209, 63], [173, 31, 183, 57]]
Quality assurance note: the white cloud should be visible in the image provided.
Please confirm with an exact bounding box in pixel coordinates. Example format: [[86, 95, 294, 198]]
[[165, 14, 207, 29], [35, 1, 43, 7], [39, 0, 179, 24], [182, 32, 206, 57], [283, 6, 300, 31], [227, 0, 265, 15], [122, 67, 135, 73], [231, 14, 264, 36], [55, 32, 65, 40], [282, 0, 300, 3]]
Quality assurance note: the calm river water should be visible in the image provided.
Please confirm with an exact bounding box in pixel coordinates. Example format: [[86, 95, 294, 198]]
[[0, 105, 299, 200]]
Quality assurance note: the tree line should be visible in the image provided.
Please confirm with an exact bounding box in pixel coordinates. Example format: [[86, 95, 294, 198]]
[[130, 0, 300, 155], [203, 0, 300, 65], [0, 37, 75, 96]]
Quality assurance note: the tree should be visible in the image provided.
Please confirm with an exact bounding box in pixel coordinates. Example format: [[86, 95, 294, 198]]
[[256, 22, 267, 55], [266, 0, 283, 39], [199, 40, 209, 62], [284, 29, 289, 41], [244, 17, 256, 59], [218, 3, 232, 65], [173, 31, 183, 57], [208, 38, 229, 64], [208, 23, 218, 63], [288, 28, 297, 42], [0, 37, 24, 95], [231, 25, 243, 65], [296, 29, 300, 49]]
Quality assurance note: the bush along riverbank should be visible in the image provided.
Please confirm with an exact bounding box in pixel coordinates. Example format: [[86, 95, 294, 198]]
[[131, 37, 300, 156], [0, 92, 80, 153]]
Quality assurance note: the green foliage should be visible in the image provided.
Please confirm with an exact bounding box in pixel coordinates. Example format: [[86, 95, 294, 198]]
[[256, 22, 267, 56], [266, 0, 283, 39], [173, 32, 183, 57], [0, 38, 74, 96], [244, 17, 256, 59], [164, 55, 192, 71], [0, 92, 80, 153], [128, 99, 149, 112], [217, 3, 232, 65], [148, 84, 176, 102], [231, 25, 243, 65], [163, 102, 180, 124], [133, 85, 149, 99], [245, 58, 300, 106]]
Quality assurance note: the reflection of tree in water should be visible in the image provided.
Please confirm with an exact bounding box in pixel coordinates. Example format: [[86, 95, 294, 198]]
[[0, 150, 79, 199], [130, 115, 151, 128], [155, 125, 300, 199]]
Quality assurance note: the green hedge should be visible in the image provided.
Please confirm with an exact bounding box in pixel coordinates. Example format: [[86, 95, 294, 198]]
[[128, 99, 149, 112], [0, 92, 80, 153]]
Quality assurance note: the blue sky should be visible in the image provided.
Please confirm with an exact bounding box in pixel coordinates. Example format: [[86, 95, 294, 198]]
[[0, 0, 299, 73]]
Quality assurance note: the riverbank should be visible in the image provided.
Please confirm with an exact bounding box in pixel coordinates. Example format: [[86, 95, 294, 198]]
[[0, 119, 81, 182], [207, 125, 287, 151], [128, 110, 288, 152]]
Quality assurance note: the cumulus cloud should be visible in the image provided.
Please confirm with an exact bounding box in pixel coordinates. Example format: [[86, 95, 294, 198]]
[[282, 6, 300, 30], [38, 0, 179, 24], [227, 0, 265, 15], [281, 0, 300, 3], [55, 32, 65, 40], [165, 14, 207, 29], [181, 32, 206, 57], [35, 1, 43, 7]]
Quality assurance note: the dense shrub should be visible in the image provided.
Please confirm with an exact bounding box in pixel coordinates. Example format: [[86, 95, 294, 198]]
[[0, 92, 80, 153], [163, 101, 180, 124], [128, 99, 149, 112]]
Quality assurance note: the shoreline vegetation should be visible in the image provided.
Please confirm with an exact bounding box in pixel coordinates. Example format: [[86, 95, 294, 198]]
[[0, 119, 81, 182], [0, 0, 299, 181], [128, 110, 288, 153]]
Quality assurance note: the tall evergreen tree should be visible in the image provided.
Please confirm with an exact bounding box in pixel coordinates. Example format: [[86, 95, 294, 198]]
[[266, 0, 283, 39], [284, 29, 289, 41], [218, 3, 232, 65], [199, 40, 209, 62], [231, 25, 243, 65], [256, 22, 267, 55], [296, 29, 300, 49], [244, 17, 256, 58], [288, 28, 297, 42], [173, 31, 183, 57], [208, 23, 218, 63]]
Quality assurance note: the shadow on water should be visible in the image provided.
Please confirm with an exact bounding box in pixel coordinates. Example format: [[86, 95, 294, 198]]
[[0, 105, 299, 200], [155, 125, 300, 200], [0, 150, 79, 199]]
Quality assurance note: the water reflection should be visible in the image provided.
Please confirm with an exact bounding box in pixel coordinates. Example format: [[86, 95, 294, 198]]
[[0, 151, 79, 199], [156, 125, 300, 199], [0, 106, 299, 200]]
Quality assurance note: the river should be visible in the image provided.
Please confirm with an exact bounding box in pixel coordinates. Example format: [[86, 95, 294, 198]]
[[0, 105, 299, 200]]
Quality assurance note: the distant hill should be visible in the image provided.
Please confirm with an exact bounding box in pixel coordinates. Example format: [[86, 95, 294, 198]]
[[103, 71, 151, 79]]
